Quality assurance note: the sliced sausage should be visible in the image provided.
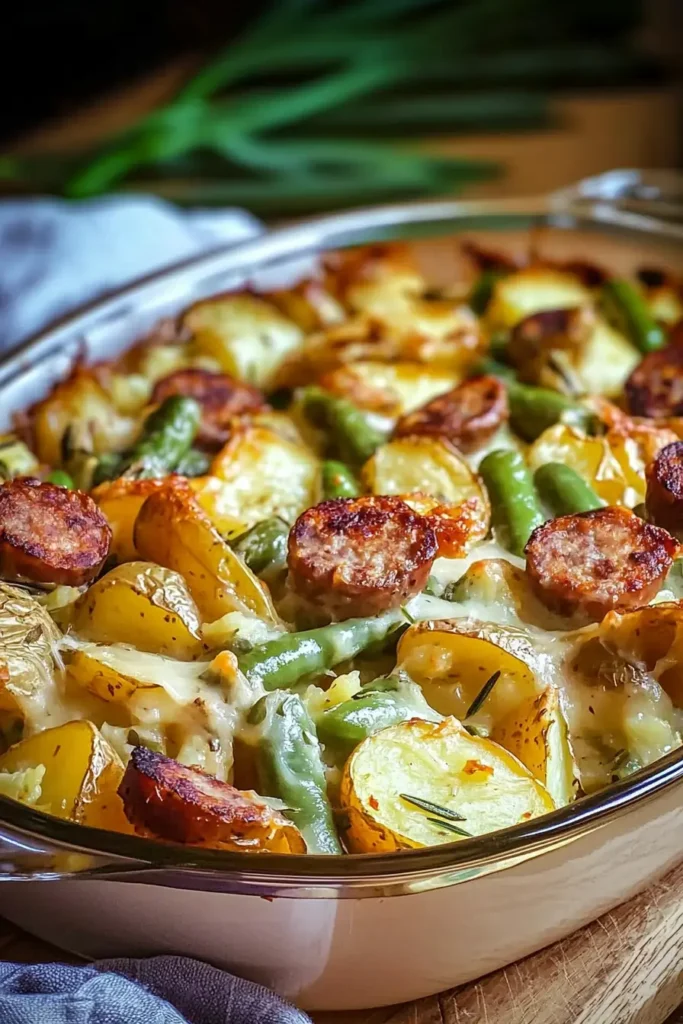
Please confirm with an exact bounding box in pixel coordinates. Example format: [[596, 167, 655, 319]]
[[0, 479, 111, 586], [288, 496, 437, 620], [151, 369, 267, 449], [646, 441, 683, 533], [392, 376, 508, 452], [624, 341, 683, 418], [119, 746, 304, 852], [525, 506, 677, 623]]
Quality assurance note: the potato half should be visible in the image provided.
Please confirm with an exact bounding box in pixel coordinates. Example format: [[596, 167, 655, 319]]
[[486, 267, 592, 331], [91, 477, 170, 564], [69, 562, 204, 660], [134, 484, 278, 622], [492, 687, 577, 807], [201, 422, 320, 533], [0, 720, 132, 832], [397, 620, 541, 729], [340, 717, 553, 853], [184, 293, 304, 388]]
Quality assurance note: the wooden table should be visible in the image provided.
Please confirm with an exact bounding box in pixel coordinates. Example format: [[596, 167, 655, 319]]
[[2, 859, 683, 1024]]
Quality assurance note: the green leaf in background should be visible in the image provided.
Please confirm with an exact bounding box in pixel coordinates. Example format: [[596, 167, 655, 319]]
[[0, 0, 661, 214]]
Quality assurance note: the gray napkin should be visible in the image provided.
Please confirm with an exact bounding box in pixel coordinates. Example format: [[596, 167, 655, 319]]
[[0, 956, 312, 1023], [0, 196, 262, 352]]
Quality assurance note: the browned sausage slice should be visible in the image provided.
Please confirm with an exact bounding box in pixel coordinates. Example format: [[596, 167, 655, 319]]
[[151, 368, 268, 449], [525, 506, 677, 622], [646, 441, 683, 533], [0, 479, 111, 586], [119, 746, 304, 852], [392, 376, 508, 452], [624, 340, 683, 418], [288, 496, 437, 620]]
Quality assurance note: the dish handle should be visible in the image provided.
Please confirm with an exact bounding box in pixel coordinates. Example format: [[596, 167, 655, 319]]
[[550, 168, 683, 240], [0, 817, 147, 880]]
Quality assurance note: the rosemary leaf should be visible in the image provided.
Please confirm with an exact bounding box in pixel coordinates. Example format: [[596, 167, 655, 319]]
[[400, 793, 467, 822], [464, 670, 501, 720], [426, 817, 473, 838]]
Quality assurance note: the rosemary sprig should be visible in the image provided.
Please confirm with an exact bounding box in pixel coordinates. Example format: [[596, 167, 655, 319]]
[[464, 670, 501, 720], [426, 817, 473, 838], [400, 792, 467, 822]]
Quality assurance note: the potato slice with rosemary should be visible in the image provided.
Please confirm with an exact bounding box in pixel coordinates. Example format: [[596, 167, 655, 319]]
[[396, 620, 542, 731], [340, 717, 553, 853], [491, 687, 577, 807], [69, 562, 205, 660]]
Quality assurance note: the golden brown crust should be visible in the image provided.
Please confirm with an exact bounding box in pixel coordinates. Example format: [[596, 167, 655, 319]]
[[319, 365, 399, 415], [646, 441, 683, 533], [0, 479, 111, 586], [392, 376, 508, 451], [624, 339, 683, 418], [119, 747, 303, 852], [151, 369, 267, 449], [288, 496, 437, 620], [525, 506, 677, 622]]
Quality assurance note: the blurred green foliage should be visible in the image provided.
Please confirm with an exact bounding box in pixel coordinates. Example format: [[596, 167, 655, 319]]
[[0, 0, 660, 213]]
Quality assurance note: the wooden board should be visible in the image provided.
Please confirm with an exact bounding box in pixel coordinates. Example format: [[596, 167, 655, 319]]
[[2, 859, 683, 1024]]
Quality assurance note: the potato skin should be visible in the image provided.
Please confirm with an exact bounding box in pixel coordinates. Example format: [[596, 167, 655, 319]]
[[624, 341, 683, 418], [0, 479, 111, 586], [288, 496, 437, 620], [392, 375, 508, 452], [119, 746, 304, 853], [525, 506, 678, 622], [151, 368, 267, 449], [646, 441, 683, 533]]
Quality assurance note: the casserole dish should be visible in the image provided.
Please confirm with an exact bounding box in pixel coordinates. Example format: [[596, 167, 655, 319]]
[[0, 170, 683, 1010]]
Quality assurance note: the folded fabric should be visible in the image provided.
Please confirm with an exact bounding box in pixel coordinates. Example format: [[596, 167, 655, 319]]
[[0, 196, 262, 352], [0, 954, 312, 1024]]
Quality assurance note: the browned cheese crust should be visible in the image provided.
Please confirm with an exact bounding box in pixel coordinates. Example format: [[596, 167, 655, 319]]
[[0, 479, 111, 585], [525, 506, 677, 622], [646, 440, 683, 533], [288, 496, 437, 620], [118, 746, 303, 852], [151, 368, 267, 449], [392, 376, 508, 452]]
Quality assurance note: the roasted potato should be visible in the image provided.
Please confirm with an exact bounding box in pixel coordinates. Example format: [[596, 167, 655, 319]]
[[320, 361, 459, 417], [0, 584, 63, 738], [486, 267, 592, 331], [119, 745, 305, 852], [200, 422, 320, 533], [134, 482, 279, 622], [396, 619, 542, 730], [91, 477, 171, 563], [29, 366, 138, 466], [0, 720, 131, 831], [528, 424, 638, 507], [184, 293, 304, 388], [362, 436, 490, 556], [491, 687, 577, 806], [340, 717, 554, 852], [69, 562, 205, 660]]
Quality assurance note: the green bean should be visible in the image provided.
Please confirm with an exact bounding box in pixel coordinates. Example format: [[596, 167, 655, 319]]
[[534, 462, 603, 517], [301, 387, 388, 465], [238, 608, 407, 690], [94, 396, 201, 484], [231, 517, 289, 578], [506, 380, 593, 442], [321, 459, 360, 499], [315, 691, 415, 761], [468, 269, 506, 316], [470, 357, 517, 382], [174, 447, 211, 478], [46, 470, 74, 489], [479, 449, 544, 557], [602, 279, 665, 354], [249, 692, 342, 854]]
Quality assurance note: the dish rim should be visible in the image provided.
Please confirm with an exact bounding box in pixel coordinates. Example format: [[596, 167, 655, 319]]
[[1, 187, 682, 892]]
